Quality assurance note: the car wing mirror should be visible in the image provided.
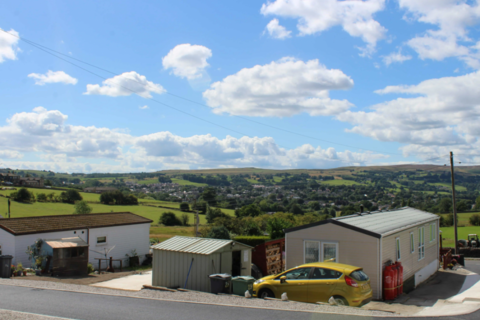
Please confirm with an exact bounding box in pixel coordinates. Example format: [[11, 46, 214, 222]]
[[280, 276, 287, 283]]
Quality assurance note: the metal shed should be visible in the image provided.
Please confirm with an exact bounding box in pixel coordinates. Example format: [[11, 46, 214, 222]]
[[152, 236, 252, 292]]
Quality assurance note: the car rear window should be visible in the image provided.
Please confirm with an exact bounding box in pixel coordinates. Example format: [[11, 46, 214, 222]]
[[350, 270, 369, 281]]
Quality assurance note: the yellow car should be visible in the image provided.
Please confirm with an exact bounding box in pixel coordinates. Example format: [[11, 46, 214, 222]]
[[252, 262, 372, 307]]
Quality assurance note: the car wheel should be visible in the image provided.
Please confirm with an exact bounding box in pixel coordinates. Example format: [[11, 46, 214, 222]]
[[259, 289, 274, 299], [334, 296, 349, 306]]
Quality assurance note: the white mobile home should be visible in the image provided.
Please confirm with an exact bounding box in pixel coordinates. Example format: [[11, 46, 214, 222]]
[[152, 236, 252, 292], [0, 212, 152, 268], [285, 207, 440, 300]]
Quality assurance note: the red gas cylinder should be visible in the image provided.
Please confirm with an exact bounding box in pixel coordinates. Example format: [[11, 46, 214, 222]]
[[383, 265, 397, 300], [396, 262, 404, 295]]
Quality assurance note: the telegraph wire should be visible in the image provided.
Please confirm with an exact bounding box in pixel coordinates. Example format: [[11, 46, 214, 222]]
[[1, 29, 404, 156]]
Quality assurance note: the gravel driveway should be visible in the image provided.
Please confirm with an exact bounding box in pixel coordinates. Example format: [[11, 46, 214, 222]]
[[0, 278, 393, 317]]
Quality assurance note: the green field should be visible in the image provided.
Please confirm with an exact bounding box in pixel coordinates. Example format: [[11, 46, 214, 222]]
[[170, 178, 207, 187], [431, 183, 467, 192], [440, 226, 480, 247], [0, 187, 101, 202], [320, 179, 363, 186]]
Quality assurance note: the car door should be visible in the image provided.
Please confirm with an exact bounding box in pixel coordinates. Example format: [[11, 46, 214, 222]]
[[274, 267, 311, 302], [307, 267, 343, 303]]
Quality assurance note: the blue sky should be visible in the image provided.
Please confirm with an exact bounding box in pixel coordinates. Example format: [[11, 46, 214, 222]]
[[1, 0, 480, 173]]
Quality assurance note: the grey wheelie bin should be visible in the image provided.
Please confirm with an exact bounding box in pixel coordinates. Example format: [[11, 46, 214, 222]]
[[209, 273, 232, 294]]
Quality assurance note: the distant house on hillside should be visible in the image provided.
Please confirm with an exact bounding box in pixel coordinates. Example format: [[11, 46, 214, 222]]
[[0, 212, 152, 269], [19, 177, 44, 188], [84, 187, 117, 194]]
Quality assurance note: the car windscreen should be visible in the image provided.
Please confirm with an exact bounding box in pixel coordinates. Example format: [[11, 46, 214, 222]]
[[349, 270, 369, 281]]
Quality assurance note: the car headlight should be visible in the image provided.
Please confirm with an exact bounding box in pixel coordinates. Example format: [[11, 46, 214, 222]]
[[254, 279, 265, 285]]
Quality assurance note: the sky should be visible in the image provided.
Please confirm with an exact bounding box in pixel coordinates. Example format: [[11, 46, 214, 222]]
[[1, 0, 480, 173]]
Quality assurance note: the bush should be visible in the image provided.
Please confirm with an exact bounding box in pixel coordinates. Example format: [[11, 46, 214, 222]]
[[100, 190, 138, 205], [470, 214, 480, 226], [181, 213, 189, 226], [179, 202, 190, 212], [36, 193, 47, 202], [267, 217, 294, 239], [11, 188, 33, 202], [206, 206, 227, 224], [242, 220, 263, 236], [159, 212, 182, 226], [74, 200, 92, 214], [206, 226, 231, 240], [444, 214, 455, 227], [87, 263, 95, 274], [60, 189, 83, 203], [233, 236, 269, 247]]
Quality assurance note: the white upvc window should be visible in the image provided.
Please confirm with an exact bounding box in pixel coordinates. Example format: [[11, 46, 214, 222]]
[[97, 236, 107, 244], [418, 227, 425, 260], [410, 232, 415, 254], [304, 240, 339, 263], [396, 237, 401, 261], [430, 223, 436, 242]]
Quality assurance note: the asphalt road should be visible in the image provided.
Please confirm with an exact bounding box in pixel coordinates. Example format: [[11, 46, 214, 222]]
[[0, 285, 479, 320]]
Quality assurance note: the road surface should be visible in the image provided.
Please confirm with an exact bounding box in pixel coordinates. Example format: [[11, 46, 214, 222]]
[[0, 284, 479, 320]]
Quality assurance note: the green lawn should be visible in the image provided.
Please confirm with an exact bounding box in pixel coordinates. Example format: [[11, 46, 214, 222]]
[[431, 183, 467, 192], [320, 179, 362, 186], [246, 178, 259, 184], [170, 178, 207, 187], [440, 226, 480, 247], [0, 187, 100, 202], [149, 225, 196, 242], [439, 212, 479, 226]]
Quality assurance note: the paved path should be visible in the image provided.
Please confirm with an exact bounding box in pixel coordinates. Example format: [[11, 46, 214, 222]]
[[91, 271, 152, 291], [1, 284, 480, 320]]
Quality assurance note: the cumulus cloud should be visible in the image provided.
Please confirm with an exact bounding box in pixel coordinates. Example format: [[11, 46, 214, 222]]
[[399, 0, 480, 67], [0, 108, 387, 172], [265, 19, 292, 39], [337, 71, 480, 160], [382, 51, 412, 66], [260, 0, 387, 55], [162, 44, 212, 80], [203, 57, 354, 117], [85, 71, 166, 98], [28, 70, 78, 85], [0, 29, 20, 63]]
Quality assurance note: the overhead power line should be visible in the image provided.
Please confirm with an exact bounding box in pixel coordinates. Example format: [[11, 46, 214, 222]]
[[1, 29, 404, 157]]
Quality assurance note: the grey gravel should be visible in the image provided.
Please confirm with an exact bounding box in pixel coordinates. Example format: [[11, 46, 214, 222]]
[[0, 309, 68, 320], [0, 278, 394, 317]]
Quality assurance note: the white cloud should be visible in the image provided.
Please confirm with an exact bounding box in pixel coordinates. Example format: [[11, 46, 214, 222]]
[[265, 19, 292, 39], [139, 105, 149, 110], [162, 44, 212, 80], [260, 0, 387, 55], [399, 0, 480, 66], [0, 29, 20, 63], [28, 70, 78, 85], [0, 108, 387, 172], [0, 150, 23, 159], [337, 71, 480, 160], [85, 71, 166, 98], [382, 51, 412, 66], [203, 57, 354, 117]]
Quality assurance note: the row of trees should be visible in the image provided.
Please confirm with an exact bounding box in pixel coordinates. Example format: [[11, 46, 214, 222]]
[[100, 190, 138, 205], [11, 188, 83, 204]]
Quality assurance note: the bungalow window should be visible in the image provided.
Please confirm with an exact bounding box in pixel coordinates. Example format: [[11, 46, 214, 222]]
[[97, 236, 107, 244], [304, 241, 338, 263], [396, 237, 401, 261], [410, 232, 415, 254], [430, 223, 436, 242], [418, 227, 425, 260], [305, 241, 320, 264]]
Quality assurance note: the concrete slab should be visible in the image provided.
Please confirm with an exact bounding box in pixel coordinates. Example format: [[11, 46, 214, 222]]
[[91, 271, 152, 291]]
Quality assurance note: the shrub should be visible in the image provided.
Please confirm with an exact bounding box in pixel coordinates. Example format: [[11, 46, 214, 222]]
[[100, 190, 138, 205], [206, 206, 226, 224], [87, 263, 95, 274], [267, 217, 294, 240], [242, 220, 263, 236], [36, 193, 47, 202], [11, 188, 33, 202], [233, 236, 269, 247], [74, 200, 92, 214], [60, 189, 83, 203], [181, 213, 189, 226], [159, 212, 182, 226], [179, 202, 190, 211], [206, 226, 231, 240], [444, 214, 455, 227], [470, 214, 480, 226]]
